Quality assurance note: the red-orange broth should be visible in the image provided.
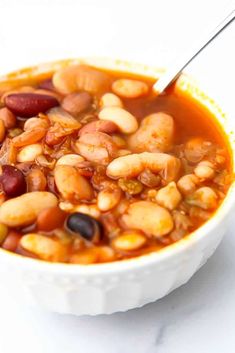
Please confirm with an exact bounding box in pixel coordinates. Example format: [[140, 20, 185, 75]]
[[0, 64, 232, 264]]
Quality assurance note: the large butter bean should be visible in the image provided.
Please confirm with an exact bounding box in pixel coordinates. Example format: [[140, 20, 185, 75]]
[[128, 113, 174, 152], [53, 65, 111, 95], [121, 201, 173, 237], [0, 192, 58, 227], [20, 234, 67, 262]]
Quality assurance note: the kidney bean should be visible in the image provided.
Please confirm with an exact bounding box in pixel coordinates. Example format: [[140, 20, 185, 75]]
[[62, 92, 92, 116], [5, 93, 59, 118], [0, 165, 26, 197], [0, 107, 16, 128], [2, 231, 22, 251], [78, 120, 118, 136], [37, 206, 67, 232]]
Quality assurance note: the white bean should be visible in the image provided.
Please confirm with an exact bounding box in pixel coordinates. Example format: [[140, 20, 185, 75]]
[[17, 143, 43, 162], [54, 165, 93, 201], [121, 201, 174, 237], [0, 192, 58, 227], [56, 154, 84, 166], [128, 113, 174, 153], [107, 152, 181, 182], [186, 187, 218, 210], [112, 79, 148, 98], [194, 161, 215, 179], [112, 231, 147, 251], [177, 174, 199, 195], [99, 107, 138, 134], [97, 187, 122, 211], [100, 93, 123, 108], [59, 201, 101, 219], [20, 234, 67, 262], [156, 182, 182, 210]]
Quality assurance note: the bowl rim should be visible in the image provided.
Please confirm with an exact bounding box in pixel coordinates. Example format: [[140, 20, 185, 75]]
[[0, 57, 234, 276]]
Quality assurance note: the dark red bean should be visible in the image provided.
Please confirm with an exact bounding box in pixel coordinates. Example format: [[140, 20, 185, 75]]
[[0, 165, 26, 197], [5, 93, 59, 118]]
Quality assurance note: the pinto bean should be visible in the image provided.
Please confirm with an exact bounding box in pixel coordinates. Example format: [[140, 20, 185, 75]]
[[75, 132, 118, 165], [78, 120, 118, 136], [61, 92, 92, 115]]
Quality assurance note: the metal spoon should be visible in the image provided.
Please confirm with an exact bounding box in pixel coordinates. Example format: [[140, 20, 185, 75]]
[[153, 9, 235, 95]]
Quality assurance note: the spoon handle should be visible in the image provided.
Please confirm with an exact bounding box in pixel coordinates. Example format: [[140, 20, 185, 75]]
[[153, 9, 235, 95]]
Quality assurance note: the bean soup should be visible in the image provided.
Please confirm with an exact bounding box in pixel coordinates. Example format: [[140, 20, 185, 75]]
[[0, 63, 232, 264]]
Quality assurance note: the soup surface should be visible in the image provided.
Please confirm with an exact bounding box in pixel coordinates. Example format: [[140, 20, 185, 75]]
[[0, 63, 232, 264]]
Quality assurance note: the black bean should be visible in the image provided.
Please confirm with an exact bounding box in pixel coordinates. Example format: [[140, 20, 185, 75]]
[[66, 213, 102, 243]]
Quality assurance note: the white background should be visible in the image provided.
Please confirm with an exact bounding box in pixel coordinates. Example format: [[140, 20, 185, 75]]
[[0, 0, 235, 352]]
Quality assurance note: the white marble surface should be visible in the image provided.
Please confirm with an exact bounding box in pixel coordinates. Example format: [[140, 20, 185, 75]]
[[0, 0, 235, 352]]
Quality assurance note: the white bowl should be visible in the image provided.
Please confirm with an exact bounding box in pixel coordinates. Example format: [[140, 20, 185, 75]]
[[0, 58, 234, 315]]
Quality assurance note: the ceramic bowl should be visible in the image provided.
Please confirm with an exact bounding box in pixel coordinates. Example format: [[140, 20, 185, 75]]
[[0, 58, 234, 315]]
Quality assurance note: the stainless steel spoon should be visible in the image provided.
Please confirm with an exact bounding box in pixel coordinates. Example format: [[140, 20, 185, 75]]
[[153, 9, 235, 95]]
